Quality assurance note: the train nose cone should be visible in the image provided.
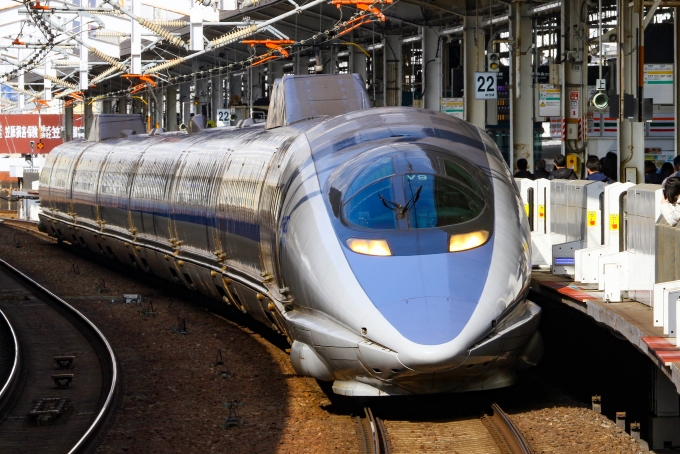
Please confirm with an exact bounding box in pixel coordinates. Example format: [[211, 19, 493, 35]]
[[377, 296, 473, 345]]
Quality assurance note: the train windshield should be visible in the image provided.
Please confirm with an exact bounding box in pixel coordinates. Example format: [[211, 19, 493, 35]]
[[344, 177, 399, 230], [342, 166, 486, 230]]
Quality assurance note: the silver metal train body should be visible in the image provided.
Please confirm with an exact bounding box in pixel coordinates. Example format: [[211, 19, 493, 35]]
[[38, 74, 541, 396]]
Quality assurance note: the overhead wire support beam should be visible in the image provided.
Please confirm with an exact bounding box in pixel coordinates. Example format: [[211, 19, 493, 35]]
[[142, 0, 333, 75], [643, 0, 663, 29], [104, 0, 188, 50]]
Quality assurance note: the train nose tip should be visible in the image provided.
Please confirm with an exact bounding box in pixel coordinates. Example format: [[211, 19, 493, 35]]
[[377, 296, 473, 345]]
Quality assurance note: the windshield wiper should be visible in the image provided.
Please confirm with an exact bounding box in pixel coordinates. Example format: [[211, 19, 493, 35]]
[[379, 194, 403, 217], [378, 185, 422, 220], [400, 185, 422, 218]]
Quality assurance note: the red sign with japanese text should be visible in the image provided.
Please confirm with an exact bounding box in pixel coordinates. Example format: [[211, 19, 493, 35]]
[[0, 114, 84, 155]]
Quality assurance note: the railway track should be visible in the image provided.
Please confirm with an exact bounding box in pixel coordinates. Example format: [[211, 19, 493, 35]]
[[0, 258, 118, 453], [356, 402, 532, 454]]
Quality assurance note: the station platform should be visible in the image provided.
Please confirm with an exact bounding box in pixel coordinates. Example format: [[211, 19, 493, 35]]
[[530, 270, 680, 394]]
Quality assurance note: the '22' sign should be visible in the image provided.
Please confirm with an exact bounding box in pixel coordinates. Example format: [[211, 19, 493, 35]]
[[473, 72, 498, 100]]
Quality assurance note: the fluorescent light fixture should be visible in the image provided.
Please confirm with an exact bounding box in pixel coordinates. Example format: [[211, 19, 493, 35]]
[[482, 15, 509, 26], [346, 238, 392, 256], [442, 25, 464, 35], [449, 231, 489, 252], [530, 1, 561, 13], [366, 43, 383, 51], [337, 51, 349, 57], [401, 35, 422, 44]]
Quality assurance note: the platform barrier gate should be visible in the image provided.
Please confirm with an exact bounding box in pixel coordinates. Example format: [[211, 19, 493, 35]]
[[550, 180, 606, 276]]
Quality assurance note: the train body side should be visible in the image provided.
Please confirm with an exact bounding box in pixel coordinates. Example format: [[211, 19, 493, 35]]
[[39, 125, 305, 329]]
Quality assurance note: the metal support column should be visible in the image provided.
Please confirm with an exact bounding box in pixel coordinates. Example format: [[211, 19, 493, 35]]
[[511, 2, 535, 171], [118, 96, 128, 114], [64, 105, 73, 141], [423, 26, 442, 111], [166, 85, 177, 131], [84, 100, 93, 140], [179, 82, 191, 127], [211, 73, 222, 121], [153, 87, 163, 128], [617, 0, 645, 182], [131, 0, 142, 74], [464, 16, 486, 128], [350, 42, 368, 82], [384, 34, 402, 107], [675, 8, 679, 159]]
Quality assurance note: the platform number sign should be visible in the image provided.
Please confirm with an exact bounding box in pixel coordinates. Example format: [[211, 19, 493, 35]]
[[216, 109, 231, 126], [474, 72, 498, 100]]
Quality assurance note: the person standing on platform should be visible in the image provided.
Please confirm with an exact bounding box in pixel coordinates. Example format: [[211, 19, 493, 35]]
[[514, 158, 534, 179], [661, 156, 680, 186], [661, 177, 680, 226], [602, 151, 618, 182], [548, 154, 577, 180], [585, 155, 612, 183], [645, 161, 663, 184], [533, 159, 550, 179]]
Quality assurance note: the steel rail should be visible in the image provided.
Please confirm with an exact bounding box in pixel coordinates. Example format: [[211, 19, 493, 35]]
[[0, 258, 119, 454], [490, 402, 533, 454], [359, 407, 389, 454], [0, 308, 19, 408]]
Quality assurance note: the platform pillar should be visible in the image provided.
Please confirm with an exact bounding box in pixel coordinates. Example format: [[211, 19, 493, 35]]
[[197, 77, 209, 118], [84, 101, 93, 140], [673, 7, 680, 156], [510, 2, 534, 172], [384, 35, 402, 107], [117, 96, 128, 114], [211, 73, 222, 122], [422, 26, 442, 111], [102, 99, 112, 115], [350, 39, 368, 83], [64, 105, 73, 142], [464, 16, 486, 128], [180, 82, 191, 126], [616, 0, 645, 182], [166, 85, 177, 131]]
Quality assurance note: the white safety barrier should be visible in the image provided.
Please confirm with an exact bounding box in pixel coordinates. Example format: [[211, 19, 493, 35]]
[[515, 178, 552, 267], [598, 185, 662, 305], [574, 182, 634, 283], [653, 282, 680, 342], [550, 180, 606, 276]]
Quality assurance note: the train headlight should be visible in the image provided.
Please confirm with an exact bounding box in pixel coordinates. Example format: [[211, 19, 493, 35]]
[[346, 238, 392, 256], [449, 231, 489, 252]]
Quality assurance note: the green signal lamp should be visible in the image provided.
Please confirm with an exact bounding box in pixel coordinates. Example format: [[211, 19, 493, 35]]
[[592, 91, 609, 110]]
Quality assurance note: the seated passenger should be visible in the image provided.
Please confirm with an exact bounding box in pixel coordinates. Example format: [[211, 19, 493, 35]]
[[533, 159, 550, 179], [548, 154, 577, 180], [585, 155, 612, 183], [662, 177, 680, 226], [514, 158, 533, 179]]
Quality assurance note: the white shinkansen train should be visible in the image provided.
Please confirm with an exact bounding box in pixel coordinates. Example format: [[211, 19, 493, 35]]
[[38, 74, 541, 396]]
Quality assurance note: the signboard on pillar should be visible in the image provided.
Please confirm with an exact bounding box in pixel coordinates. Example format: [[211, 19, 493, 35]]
[[643, 64, 673, 104], [568, 88, 581, 118], [474, 72, 497, 100], [538, 84, 560, 117], [440, 98, 464, 119], [216, 109, 231, 127]]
